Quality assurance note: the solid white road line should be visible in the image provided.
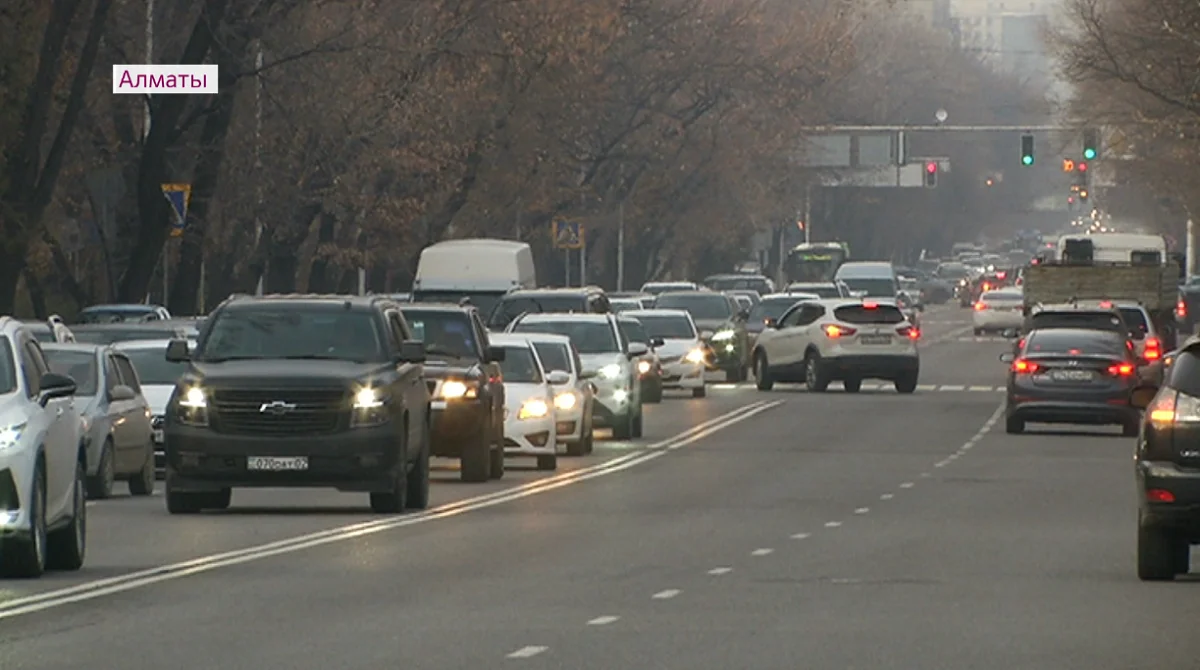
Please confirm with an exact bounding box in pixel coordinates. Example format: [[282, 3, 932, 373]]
[[652, 589, 681, 599], [507, 646, 548, 658], [587, 616, 619, 625], [0, 400, 781, 621]]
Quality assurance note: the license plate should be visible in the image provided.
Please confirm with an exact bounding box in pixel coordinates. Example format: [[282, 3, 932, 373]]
[[153, 429, 164, 443], [1050, 370, 1094, 381], [860, 335, 892, 345], [246, 456, 309, 471]]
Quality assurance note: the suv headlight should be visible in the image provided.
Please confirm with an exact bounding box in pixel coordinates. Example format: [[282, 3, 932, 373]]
[[352, 387, 390, 427], [598, 364, 623, 379], [636, 360, 652, 375], [0, 423, 26, 452], [711, 329, 736, 342], [518, 398, 549, 420], [438, 380, 478, 400], [176, 386, 209, 427], [685, 348, 706, 364]]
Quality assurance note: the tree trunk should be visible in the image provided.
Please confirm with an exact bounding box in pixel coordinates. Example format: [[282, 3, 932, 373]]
[[0, 255, 27, 315], [23, 270, 47, 319], [306, 211, 337, 292]]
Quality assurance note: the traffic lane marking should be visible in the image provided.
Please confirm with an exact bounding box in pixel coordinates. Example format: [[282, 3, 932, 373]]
[[0, 401, 782, 620]]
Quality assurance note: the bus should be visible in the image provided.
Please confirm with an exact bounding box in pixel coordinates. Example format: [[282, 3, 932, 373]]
[[783, 241, 850, 283]]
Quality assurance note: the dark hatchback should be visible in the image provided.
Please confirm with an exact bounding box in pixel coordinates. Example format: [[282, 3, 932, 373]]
[[1131, 341, 1200, 579], [1000, 328, 1143, 435]]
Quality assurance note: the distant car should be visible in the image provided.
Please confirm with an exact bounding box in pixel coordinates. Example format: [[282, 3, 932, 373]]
[[610, 298, 644, 314], [639, 281, 698, 296], [973, 288, 1024, 335], [71, 322, 191, 345], [617, 314, 664, 403], [488, 334, 563, 471], [114, 339, 195, 476], [623, 309, 707, 398], [745, 292, 821, 349], [784, 282, 846, 298], [524, 333, 596, 456], [654, 291, 751, 382], [75, 304, 171, 324], [22, 316, 75, 344], [999, 328, 1142, 435]]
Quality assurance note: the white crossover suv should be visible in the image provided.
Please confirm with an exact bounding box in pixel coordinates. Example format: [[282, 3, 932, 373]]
[[752, 298, 921, 393], [508, 313, 646, 439], [489, 334, 568, 471], [0, 316, 87, 577]]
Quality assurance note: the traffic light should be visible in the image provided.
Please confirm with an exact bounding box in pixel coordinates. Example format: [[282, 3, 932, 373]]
[[1021, 134, 1034, 166], [1077, 161, 1088, 172], [1062, 158, 1075, 172], [1079, 188, 1089, 201], [1083, 129, 1098, 160], [924, 161, 938, 187]]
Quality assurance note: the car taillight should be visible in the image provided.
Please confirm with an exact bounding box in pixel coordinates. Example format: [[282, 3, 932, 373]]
[[863, 301, 878, 309], [896, 325, 920, 340], [823, 324, 857, 338], [982, 282, 991, 291], [1177, 299, 1187, 319], [1146, 388, 1200, 424], [1099, 300, 1112, 308], [1107, 362, 1135, 377], [1012, 358, 1039, 374], [974, 301, 987, 311], [1144, 337, 1161, 361], [996, 271, 1006, 280]]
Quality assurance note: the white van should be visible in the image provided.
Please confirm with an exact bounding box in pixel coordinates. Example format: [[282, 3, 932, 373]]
[[411, 239, 537, 315], [1056, 233, 1166, 265], [833, 261, 898, 298]]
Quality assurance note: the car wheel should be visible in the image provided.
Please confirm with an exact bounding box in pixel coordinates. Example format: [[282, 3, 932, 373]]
[[207, 488, 232, 510], [894, 372, 918, 394], [1005, 414, 1024, 434], [87, 441, 115, 500], [643, 379, 663, 404], [754, 352, 773, 391], [1138, 520, 1180, 581], [369, 441, 408, 514], [582, 406, 595, 454], [632, 404, 644, 438], [488, 416, 506, 480], [128, 441, 155, 496], [460, 421, 491, 483], [844, 377, 862, 393], [406, 421, 431, 510], [1, 461, 47, 578], [692, 385, 707, 398], [612, 408, 635, 439], [165, 471, 207, 514], [47, 457, 87, 571], [536, 454, 558, 471], [805, 353, 830, 392]]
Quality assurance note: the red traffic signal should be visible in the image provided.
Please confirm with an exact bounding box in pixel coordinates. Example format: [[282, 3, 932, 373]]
[[1077, 161, 1088, 172], [925, 161, 938, 173]]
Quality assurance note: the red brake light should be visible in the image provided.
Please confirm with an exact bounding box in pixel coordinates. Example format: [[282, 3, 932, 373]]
[[1098, 300, 1112, 308], [973, 301, 987, 311], [996, 271, 1006, 280], [863, 301, 878, 309], [1177, 299, 1187, 318], [1147, 489, 1175, 503], [1144, 337, 1161, 360], [896, 325, 920, 340], [1012, 358, 1039, 374], [823, 324, 856, 338], [1107, 362, 1135, 376]]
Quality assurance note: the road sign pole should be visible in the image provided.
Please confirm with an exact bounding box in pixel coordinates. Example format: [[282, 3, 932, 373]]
[[564, 249, 571, 288], [579, 229, 587, 287]]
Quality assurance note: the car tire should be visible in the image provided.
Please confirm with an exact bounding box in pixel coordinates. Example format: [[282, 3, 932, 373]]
[[128, 442, 155, 496], [894, 372, 918, 394], [488, 419, 506, 481], [643, 380, 663, 404], [612, 409, 635, 439], [973, 328, 984, 336], [207, 488, 232, 510], [1005, 414, 1024, 434], [370, 439, 408, 514], [725, 364, 746, 383], [582, 406, 595, 454], [47, 458, 86, 572], [805, 352, 830, 392], [754, 352, 773, 391], [632, 404, 644, 438], [165, 471, 207, 514], [1, 460, 47, 578], [460, 421, 492, 483], [406, 421, 431, 510], [844, 377, 862, 393], [692, 385, 707, 398], [1138, 520, 1180, 581], [87, 441, 115, 500], [536, 454, 558, 471]]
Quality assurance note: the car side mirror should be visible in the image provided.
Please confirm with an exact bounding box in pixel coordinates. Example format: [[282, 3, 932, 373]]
[[651, 337, 665, 348], [998, 352, 1015, 363], [37, 372, 76, 407], [764, 318, 777, 329], [546, 370, 571, 385], [397, 339, 426, 364], [1130, 384, 1160, 410], [1001, 328, 1019, 339], [108, 384, 136, 402], [486, 345, 506, 363], [165, 339, 190, 362], [627, 342, 649, 358]]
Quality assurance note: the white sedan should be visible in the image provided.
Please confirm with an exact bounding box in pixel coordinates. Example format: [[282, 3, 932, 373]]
[[524, 332, 596, 456], [621, 309, 707, 398], [973, 288, 1024, 335], [489, 334, 568, 471]]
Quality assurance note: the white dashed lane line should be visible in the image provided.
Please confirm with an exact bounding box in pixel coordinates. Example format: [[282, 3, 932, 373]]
[[824, 521, 842, 528], [507, 646, 548, 659], [750, 548, 774, 556], [854, 507, 869, 515], [880, 493, 894, 500], [790, 532, 810, 540], [708, 567, 733, 575], [587, 616, 620, 626], [710, 382, 1006, 392], [652, 589, 681, 600]]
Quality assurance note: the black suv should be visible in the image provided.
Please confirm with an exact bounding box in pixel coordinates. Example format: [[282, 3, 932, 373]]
[[161, 295, 430, 514], [1132, 341, 1200, 580], [398, 303, 506, 482], [486, 287, 611, 331]]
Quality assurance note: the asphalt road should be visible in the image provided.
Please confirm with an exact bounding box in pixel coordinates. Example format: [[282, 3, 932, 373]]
[[6, 304, 1194, 669]]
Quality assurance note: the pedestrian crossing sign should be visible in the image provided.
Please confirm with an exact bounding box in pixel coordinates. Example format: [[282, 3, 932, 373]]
[[553, 220, 583, 249], [161, 183, 191, 237]]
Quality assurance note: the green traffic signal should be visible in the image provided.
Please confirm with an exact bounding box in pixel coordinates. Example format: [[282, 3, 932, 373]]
[[1020, 134, 1034, 166], [1083, 147, 1097, 160], [1022, 155, 1034, 166]]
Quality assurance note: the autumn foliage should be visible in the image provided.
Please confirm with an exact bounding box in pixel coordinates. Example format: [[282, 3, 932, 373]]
[[0, 0, 1047, 316]]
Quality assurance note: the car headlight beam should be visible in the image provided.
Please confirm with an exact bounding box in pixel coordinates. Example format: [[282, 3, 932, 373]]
[[354, 387, 385, 409], [553, 391, 578, 410], [518, 398, 550, 420], [439, 380, 477, 400], [711, 329, 736, 342], [685, 348, 706, 364], [598, 364, 623, 379]]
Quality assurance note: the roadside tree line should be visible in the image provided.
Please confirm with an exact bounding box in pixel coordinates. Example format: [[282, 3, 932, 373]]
[[1, 0, 1048, 317]]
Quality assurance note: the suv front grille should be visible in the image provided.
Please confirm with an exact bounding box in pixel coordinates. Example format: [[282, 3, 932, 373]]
[[210, 388, 348, 436]]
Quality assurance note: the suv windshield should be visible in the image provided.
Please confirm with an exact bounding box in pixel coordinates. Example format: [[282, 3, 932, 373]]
[[498, 346, 543, 383], [655, 294, 732, 320], [1024, 329, 1126, 357], [511, 320, 618, 354], [630, 314, 695, 339], [532, 342, 572, 374], [840, 278, 896, 297], [488, 296, 587, 329], [42, 350, 99, 396], [197, 307, 385, 362], [400, 309, 480, 359], [120, 347, 191, 385], [619, 319, 651, 345], [0, 337, 16, 394]]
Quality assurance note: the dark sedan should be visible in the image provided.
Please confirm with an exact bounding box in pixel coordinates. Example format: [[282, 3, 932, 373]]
[[1000, 328, 1143, 435]]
